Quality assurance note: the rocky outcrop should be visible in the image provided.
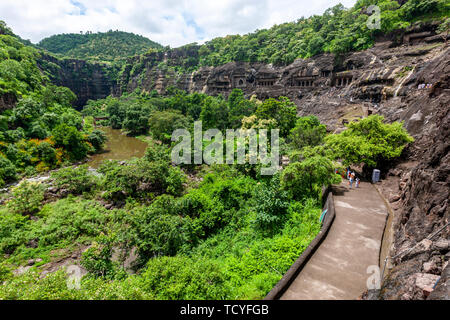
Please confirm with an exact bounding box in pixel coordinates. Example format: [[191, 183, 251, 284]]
[[377, 46, 449, 300], [38, 54, 117, 108]]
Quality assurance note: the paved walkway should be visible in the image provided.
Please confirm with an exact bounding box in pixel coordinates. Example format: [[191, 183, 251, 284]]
[[280, 182, 388, 300]]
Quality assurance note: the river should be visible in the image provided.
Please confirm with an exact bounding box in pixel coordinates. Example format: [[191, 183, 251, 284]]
[[87, 127, 148, 168], [0, 127, 148, 196]]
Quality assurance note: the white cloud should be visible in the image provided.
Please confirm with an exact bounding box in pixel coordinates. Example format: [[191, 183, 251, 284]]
[[0, 0, 356, 47]]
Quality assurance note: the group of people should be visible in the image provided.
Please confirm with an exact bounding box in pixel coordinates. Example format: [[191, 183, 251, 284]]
[[418, 83, 432, 89], [346, 167, 360, 189], [335, 168, 360, 189]]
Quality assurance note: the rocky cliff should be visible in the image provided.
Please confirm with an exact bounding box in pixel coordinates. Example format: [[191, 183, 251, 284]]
[[38, 54, 117, 108]]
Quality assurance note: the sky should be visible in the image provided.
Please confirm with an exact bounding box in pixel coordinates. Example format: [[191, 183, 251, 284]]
[[0, 0, 357, 48]]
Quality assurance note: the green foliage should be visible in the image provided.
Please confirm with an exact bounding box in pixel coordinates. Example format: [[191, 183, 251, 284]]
[[200, 96, 229, 130], [0, 155, 17, 186], [51, 165, 99, 195], [141, 256, 230, 300], [52, 123, 90, 161], [7, 181, 45, 215], [38, 31, 162, 63], [228, 89, 257, 129], [99, 158, 186, 202], [81, 234, 121, 279], [123, 103, 153, 136], [281, 155, 341, 200], [255, 97, 297, 137], [87, 129, 107, 152], [325, 115, 414, 167], [253, 175, 290, 234], [148, 110, 190, 143], [289, 116, 327, 149]]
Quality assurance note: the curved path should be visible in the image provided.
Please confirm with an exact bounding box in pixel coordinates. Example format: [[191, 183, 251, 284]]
[[280, 182, 388, 300]]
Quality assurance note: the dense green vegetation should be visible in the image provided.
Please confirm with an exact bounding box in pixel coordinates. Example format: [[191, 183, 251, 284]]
[[196, 0, 448, 66], [0, 3, 418, 300], [38, 31, 162, 63], [0, 22, 106, 187], [0, 83, 413, 299], [114, 0, 449, 76]]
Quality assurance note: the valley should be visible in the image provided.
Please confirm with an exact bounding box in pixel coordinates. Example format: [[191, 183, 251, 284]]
[[0, 0, 449, 301]]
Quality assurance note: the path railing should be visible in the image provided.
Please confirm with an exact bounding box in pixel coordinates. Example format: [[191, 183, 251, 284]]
[[264, 186, 336, 300]]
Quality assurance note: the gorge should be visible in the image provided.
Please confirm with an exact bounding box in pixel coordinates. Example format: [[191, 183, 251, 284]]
[[0, 0, 449, 301]]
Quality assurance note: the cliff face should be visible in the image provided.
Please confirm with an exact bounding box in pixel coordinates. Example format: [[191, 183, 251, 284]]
[[118, 22, 449, 300], [38, 54, 117, 108], [377, 46, 449, 300]]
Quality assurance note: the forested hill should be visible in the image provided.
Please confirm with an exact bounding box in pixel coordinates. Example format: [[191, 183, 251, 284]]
[[130, 0, 448, 70], [38, 31, 162, 63]]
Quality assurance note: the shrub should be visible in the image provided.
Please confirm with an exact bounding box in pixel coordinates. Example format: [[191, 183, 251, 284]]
[[87, 129, 107, 152], [81, 234, 120, 279], [281, 155, 341, 200], [52, 123, 90, 161], [140, 256, 229, 300], [253, 175, 290, 234], [100, 159, 186, 202], [0, 155, 17, 186], [51, 165, 99, 195], [131, 208, 189, 259], [148, 109, 190, 144], [325, 115, 414, 168], [7, 181, 45, 215]]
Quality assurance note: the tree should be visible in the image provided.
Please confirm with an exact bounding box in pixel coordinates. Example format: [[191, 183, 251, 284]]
[[122, 103, 152, 136], [255, 97, 297, 137], [200, 97, 229, 130], [87, 129, 107, 152], [149, 110, 190, 144], [325, 115, 414, 168], [289, 116, 327, 149], [281, 155, 341, 200], [0, 155, 16, 187], [52, 123, 90, 161], [253, 175, 290, 234], [228, 89, 257, 129]]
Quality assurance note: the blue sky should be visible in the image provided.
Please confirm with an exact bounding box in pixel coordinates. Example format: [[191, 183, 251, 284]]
[[0, 0, 356, 47]]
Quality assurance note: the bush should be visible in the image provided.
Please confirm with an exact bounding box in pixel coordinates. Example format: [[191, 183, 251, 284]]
[[87, 129, 107, 152], [253, 175, 290, 234], [130, 208, 190, 259], [0, 155, 17, 187], [123, 103, 153, 136], [148, 110, 190, 144], [325, 115, 414, 168], [52, 123, 90, 161], [7, 181, 45, 215], [281, 155, 341, 200], [140, 256, 230, 300], [51, 165, 99, 195], [81, 234, 120, 279], [100, 159, 186, 202]]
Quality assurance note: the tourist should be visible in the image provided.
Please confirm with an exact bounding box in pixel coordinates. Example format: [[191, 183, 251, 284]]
[[355, 177, 360, 188], [349, 172, 355, 188]]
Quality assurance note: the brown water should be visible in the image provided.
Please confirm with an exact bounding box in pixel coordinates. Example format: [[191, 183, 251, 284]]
[[88, 127, 148, 169]]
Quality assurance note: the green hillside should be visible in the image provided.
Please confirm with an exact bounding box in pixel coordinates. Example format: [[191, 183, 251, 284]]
[[38, 30, 162, 63]]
